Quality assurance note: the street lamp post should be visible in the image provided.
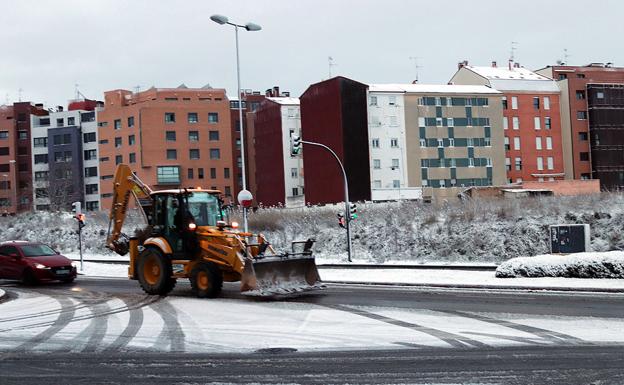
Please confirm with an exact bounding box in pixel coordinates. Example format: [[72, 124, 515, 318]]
[[210, 14, 261, 233]]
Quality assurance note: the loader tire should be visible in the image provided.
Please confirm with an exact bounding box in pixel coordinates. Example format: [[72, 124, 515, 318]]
[[190, 262, 223, 298], [137, 248, 176, 296]]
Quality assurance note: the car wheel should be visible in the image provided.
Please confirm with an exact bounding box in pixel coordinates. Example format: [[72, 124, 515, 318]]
[[22, 269, 39, 286], [61, 277, 75, 284], [190, 262, 223, 298], [137, 247, 176, 295]]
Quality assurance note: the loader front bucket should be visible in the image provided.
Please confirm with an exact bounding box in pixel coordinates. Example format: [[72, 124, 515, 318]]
[[240, 255, 324, 297]]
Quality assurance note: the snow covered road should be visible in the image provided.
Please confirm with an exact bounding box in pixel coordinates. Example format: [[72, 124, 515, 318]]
[[0, 280, 623, 354]]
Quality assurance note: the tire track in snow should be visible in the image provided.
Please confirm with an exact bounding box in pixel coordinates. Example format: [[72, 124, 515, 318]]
[[12, 296, 76, 352], [323, 304, 488, 348], [102, 296, 150, 352], [149, 298, 185, 352], [443, 310, 587, 346]]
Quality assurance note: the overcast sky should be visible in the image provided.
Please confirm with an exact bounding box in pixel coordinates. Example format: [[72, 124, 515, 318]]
[[1, 0, 623, 108]]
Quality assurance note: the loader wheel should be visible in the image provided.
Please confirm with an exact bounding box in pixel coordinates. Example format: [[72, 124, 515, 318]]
[[190, 263, 223, 298], [137, 248, 176, 295]]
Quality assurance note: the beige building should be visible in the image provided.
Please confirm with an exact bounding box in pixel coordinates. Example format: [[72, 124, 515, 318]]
[[368, 84, 505, 200]]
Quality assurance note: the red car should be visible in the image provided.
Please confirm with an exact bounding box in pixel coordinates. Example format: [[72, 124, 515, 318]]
[[0, 241, 77, 284]]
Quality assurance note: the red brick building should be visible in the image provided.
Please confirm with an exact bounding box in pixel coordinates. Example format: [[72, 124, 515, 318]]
[[0, 102, 47, 214], [97, 86, 233, 209], [451, 61, 564, 183], [536, 63, 624, 181]]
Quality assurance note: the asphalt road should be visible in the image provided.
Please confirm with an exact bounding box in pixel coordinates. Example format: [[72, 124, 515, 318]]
[[1, 277, 623, 384]]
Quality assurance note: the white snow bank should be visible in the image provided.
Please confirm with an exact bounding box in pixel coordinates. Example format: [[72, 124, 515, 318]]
[[496, 251, 624, 278]]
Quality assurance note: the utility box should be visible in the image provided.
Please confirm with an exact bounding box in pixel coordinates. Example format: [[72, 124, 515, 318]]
[[549, 224, 590, 254]]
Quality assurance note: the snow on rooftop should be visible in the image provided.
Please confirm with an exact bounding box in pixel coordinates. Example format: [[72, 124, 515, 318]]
[[369, 83, 501, 95], [465, 65, 552, 81], [266, 96, 300, 105]]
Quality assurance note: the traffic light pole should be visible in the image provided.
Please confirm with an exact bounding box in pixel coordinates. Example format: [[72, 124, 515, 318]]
[[300, 140, 352, 262], [78, 221, 83, 271]]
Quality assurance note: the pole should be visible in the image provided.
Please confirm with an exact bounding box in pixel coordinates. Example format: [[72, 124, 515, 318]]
[[301, 140, 352, 262], [234, 25, 249, 233], [78, 221, 83, 271]]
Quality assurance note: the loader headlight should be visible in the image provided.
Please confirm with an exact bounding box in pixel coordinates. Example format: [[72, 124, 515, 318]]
[[188, 222, 197, 231], [231, 221, 239, 229], [34, 263, 48, 269]]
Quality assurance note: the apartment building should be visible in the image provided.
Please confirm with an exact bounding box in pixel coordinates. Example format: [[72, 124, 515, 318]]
[[97, 86, 233, 209], [451, 61, 564, 184], [536, 63, 624, 181], [30, 100, 100, 211], [0, 102, 48, 214], [369, 84, 506, 200], [253, 97, 304, 207], [300, 77, 370, 205]]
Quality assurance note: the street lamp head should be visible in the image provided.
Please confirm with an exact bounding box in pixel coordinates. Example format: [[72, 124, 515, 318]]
[[210, 14, 228, 25], [245, 22, 262, 31]]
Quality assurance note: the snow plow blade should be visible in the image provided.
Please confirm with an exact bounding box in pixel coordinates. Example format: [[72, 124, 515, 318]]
[[240, 255, 324, 297]]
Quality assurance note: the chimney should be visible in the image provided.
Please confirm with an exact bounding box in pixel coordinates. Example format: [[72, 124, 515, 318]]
[[514, 62, 520, 68], [273, 86, 280, 96], [35, 103, 44, 110], [57, 105, 63, 112], [508, 59, 513, 70], [458, 60, 469, 70], [491, 61, 497, 67], [265, 88, 273, 97]]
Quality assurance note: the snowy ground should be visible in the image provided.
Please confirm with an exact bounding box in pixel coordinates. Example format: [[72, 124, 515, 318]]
[[497, 251, 624, 278]]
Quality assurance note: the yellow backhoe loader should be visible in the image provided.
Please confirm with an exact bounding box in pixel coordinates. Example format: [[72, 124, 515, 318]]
[[105, 164, 322, 298]]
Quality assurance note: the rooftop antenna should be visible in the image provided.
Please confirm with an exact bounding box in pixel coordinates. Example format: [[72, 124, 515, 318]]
[[409, 56, 422, 83], [133, 85, 142, 94], [510, 41, 518, 61], [4, 93, 9, 105], [328, 56, 337, 78], [18, 88, 23, 102], [564, 48, 570, 65], [74, 83, 87, 100]]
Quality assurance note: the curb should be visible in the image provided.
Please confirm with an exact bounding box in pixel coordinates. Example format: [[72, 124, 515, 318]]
[[324, 280, 624, 293]]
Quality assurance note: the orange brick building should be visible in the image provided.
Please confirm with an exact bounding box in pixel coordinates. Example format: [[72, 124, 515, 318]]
[[98, 86, 233, 209], [451, 61, 565, 183]]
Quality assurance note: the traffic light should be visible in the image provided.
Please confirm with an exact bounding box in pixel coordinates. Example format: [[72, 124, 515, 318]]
[[349, 203, 357, 220], [337, 213, 346, 228], [290, 134, 302, 156], [71, 201, 82, 215], [76, 213, 85, 228]]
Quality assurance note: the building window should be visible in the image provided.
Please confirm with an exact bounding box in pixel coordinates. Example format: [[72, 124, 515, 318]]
[[502, 97, 508, 110], [100, 157, 109, 162], [390, 138, 399, 148], [393, 180, 400, 188], [188, 112, 198, 123], [34, 154, 48, 164], [114, 119, 121, 130], [189, 149, 200, 160], [447, 117, 454, 127], [512, 117, 519, 130], [115, 155, 123, 165], [537, 157, 544, 170], [533, 97, 540, 110], [208, 113, 219, 123], [167, 149, 177, 160], [86, 202, 99, 211], [419, 139, 426, 147], [436, 118, 443, 127], [188, 168, 194, 179], [129, 135, 136, 145], [505, 157, 511, 171], [165, 112, 175, 123], [225, 186, 231, 196], [577, 73, 586, 78], [545, 117, 551, 130], [83, 132, 96, 143], [546, 137, 553, 150], [189, 131, 199, 141], [370, 96, 377, 106], [210, 168, 217, 179], [576, 90, 586, 100], [157, 166, 180, 184], [115, 137, 122, 148], [391, 159, 399, 169], [128, 116, 135, 127], [235, 138, 241, 150], [373, 180, 382, 188], [198, 168, 204, 179], [209, 131, 219, 141], [547, 157, 554, 170], [504, 137, 510, 151], [449, 138, 455, 147], [580, 152, 589, 161], [373, 159, 380, 169], [129, 153, 136, 163], [534, 117, 541, 130], [511, 96, 518, 110], [577, 111, 587, 120], [34, 171, 48, 181], [0, 131, 8, 139], [371, 138, 380, 148], [514, 137, 521, 150], [558, 74, 567, 80], [84, 149, 97, 160], [18, 131, 27, 139], [85, 167, 98, 177], [515, 157, 522, 171], [438, 139, 444, 148], [291, 168, 298, 178], [210, 149, 220, 159], [544, 96, 550, 110], [34, 137, 47, 147], [503, 117, 508, 130], [56, 118, 64, 127], [388, 96, 396, 106], [535, 137, 542, 150], [166, 131, 176, 141], [418, 117, 425, 127], [578, 132, 588, 141]]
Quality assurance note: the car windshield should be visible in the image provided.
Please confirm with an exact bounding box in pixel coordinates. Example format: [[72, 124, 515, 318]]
[[20, 244, 57, 257], [186, 192, 222, 226]]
